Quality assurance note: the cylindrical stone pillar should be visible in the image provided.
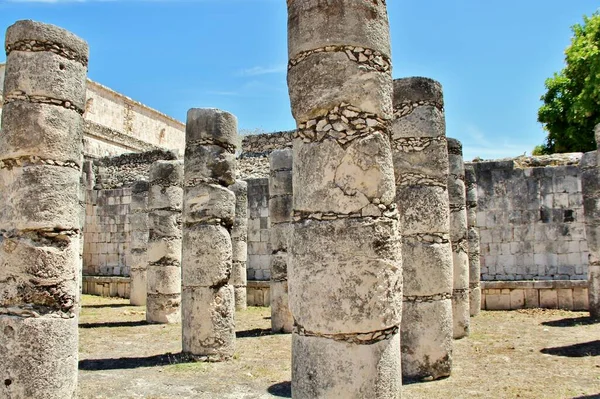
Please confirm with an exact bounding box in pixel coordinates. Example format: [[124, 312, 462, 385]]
[[465, 164, 481, 317], [182, 108, 237, 360], [229, 180, 248, 311], [129, 180, 150, 306], [392, 77, 453, 381], [581, 125, 600, 319], [287, 2, 402, 397], [0, 20, 88, 398], [447, 138, 470, 339], [269, 148, 294, 333], [146, 160, 183, 324]]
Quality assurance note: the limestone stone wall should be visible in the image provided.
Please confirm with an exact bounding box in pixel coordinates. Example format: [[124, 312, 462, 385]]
[[246, 177, 271, 280], [473, 154, 588, 282], [238, 131, 293, 179]]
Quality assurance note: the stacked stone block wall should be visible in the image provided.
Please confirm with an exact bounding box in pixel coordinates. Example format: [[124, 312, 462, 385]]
[[246, 177, 271, 280], [481, 280, 588, 311], [472, 155, 588, 282], [238, 131, 294, 179]]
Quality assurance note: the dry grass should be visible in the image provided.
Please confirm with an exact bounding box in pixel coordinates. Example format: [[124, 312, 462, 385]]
[[78, 295, 600, 398]]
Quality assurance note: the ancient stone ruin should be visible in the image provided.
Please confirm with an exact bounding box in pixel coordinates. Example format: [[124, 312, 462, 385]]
[[269, 148, 294, 333], [0, 20, 88, 398], [230, 179, 249, 311], [465, 164, 482, 316], [181, 108, 237, 360], [392, 77, 453, 381], [286, 1, 402, 396]]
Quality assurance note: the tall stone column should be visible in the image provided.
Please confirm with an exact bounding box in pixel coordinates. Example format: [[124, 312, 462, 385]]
[[581, 125, 600, 319], [447, 138, 470, 339], [0, 20, 88, 398], [465, 164, 481, 316], [287, 2, 402, 397], [269, 148, 294, 333], [182, 108, 237, 360], [392, 77, 453, 381], [146, 160, 183, 324], [129, 180, 150, 306], [229, 180, 248, 311]]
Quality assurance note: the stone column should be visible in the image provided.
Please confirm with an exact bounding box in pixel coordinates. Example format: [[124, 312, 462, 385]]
[[287, 2, 402, 397], [447, 138, 470, 339], [392, 77, 453, 381], [465, 164, 481, 316], [581, 125, 600, 319], [269, 148, 294, 333], [182, 108, 237, 360], [146, 160, 183, 324], [0, 20, 88, 398], [229, 180, 248, 311], [129, 180, 150, 306]]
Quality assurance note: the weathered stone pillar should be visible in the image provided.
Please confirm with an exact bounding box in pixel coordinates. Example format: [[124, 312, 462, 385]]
[[447, 138, 470, 339], [129, 180, 150, 306], [269, 148, 294, 333], [182, 108, 237, 360], [465, 164, 481, 316], [146, 160, 183, 324], [229, 180, 248, 311], [581, 125, 600, 319], [392, 77, 453, 381], [0, 20, 88, 398], [287, 2, 402, 397]]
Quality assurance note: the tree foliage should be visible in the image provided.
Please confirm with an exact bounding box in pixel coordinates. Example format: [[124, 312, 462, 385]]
[[537, 11, 600, 154]]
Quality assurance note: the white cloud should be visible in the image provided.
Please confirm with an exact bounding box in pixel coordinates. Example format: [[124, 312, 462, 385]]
[[236, 65, 286, 77]]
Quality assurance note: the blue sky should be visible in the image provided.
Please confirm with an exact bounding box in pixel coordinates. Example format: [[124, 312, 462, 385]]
[[0, 0, 597, 160]]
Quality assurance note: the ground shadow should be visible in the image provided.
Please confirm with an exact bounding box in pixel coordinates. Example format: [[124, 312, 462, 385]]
[[79, 352, 193, 371], [267, 381, 291, 398], [572, 395, 600, 399], [82, 304, 133, 309], [79, 321, 148, 329], [236, 328, 273, 338], [541, 340, 600, 357], [541, 317, 599, 327]]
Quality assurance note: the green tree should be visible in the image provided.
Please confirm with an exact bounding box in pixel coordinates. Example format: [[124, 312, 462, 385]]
[[538, 11, 600, 154]]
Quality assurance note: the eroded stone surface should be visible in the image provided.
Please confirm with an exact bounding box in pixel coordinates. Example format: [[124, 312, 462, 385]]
[[229, 180, 248, 310]]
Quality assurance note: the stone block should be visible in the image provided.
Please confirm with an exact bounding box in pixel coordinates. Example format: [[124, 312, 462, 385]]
[[146, 293, 181, 324], [232, 240, 248, 263], [270, 253, 288, 282], [230, 260, 247, 287], [401, 298, 452, 381], [182, 224, 232, 287], [293, 134, 395, 215], [485, 294, 510, 310], [182, 285, 235, 358], [148, 185, 183, 211], [269, 195, 293, 225], [452, 288, 470, 338], [397, 185, 450, 235], [271, 280, 293, 333], [183, 183, 235, 226], [270, 223, 293, 252], [402, 238, 453, 296], [0, 165, 81, 231], [186, 108, 238, 147], [148, 210, 182, 239], [234, 286, 247, 311], [129, 268, 147, 306], [557, 289, 574, 310], [0, 102, 83, 165], [289, 218, 401, 334], [291, 332, 400, 399], [524, 289, 539, 308], [184, 144, 236, 187], [539, 289, 558, 309], [269, 170, 293, 197], [147, 237, 182, 266], [0, 316, 78, 399], [509, 289, 525, 309], [147, 265, 181, 295], [572, 288, 588, 311]]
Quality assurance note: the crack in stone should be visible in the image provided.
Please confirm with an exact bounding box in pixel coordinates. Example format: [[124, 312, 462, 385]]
[[294, 323, 399, 345], [396, 172, 447, 188], [4, 94, 84, 115], [403, 233, 450, 244], [187, 139, 236, 154], [391, 136, 446, 153], [288, 45, 391, 73], [403, 292, 452, 303], [6, 39, 88, 66], [293, 204, 398, 222]]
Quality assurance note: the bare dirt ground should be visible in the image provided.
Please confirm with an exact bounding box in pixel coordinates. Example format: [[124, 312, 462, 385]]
[[78, 295, 600, 399]]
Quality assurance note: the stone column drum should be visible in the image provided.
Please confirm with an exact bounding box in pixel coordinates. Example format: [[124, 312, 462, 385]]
[[182, 108, 237, 360], [447, 138, 470, 339], [581, 125, 600, 319], [269, 148, 294, 333], [129, 180, 150, 306], [287, 1, 402, 397], [465, 164, 481, 317], [392, 77, 453, 381], [0, 20, 88, 398], [229, 180, 248, 311], [146, 160, 183, 324]]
